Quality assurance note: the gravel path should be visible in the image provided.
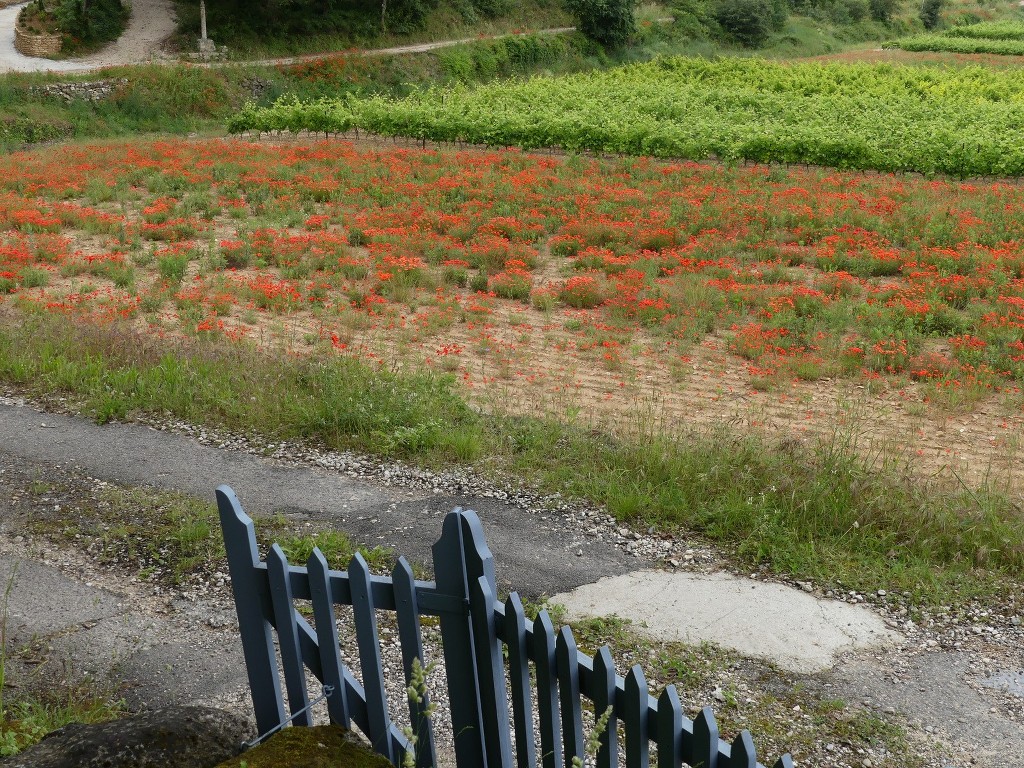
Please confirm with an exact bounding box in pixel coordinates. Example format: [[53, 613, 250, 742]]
[[0, 0, 175, 73]]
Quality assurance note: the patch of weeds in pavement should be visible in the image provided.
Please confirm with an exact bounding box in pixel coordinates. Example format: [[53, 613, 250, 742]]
[[258, 520, 396, 574], [26, 483, 225, 586], [92, 487, 223, 584], [2, 312, 1024, 608]]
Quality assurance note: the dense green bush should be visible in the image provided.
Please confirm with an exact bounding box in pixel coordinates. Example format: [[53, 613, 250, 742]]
[[836, 0, 869, 22], [920, 0, 943, 29], [714, 0, 784, 46], [564, 0, 637, 48], [469, 0, 512, 17], [867, 0, 898, 22], [54, 0, 129, 48]]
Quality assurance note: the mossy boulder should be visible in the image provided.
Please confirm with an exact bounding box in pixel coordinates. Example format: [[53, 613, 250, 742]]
[[214, 725, 393, 768]]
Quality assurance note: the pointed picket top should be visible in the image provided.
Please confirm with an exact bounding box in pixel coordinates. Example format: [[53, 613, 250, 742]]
[[556, 626, 585, 764], [350, 550, 377, 583], [773, 753, 795, 768], [624, 665, 649, 768], [693, 707, 720, 768], [458, 508, 497, 588], [505, 592, 537, 768], [729, 730, 757, 768], [216, 485, 262, 567], [267, 543, 313, 726], [534, 609, 564, 768], [656, 686, 683, 768]]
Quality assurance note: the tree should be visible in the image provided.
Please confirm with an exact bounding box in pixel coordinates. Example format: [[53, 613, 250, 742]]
[[564, 0, 636, 48], [714, 0, 784, 47], [868, 0, 898, 22], [920, 0, 943, 29]]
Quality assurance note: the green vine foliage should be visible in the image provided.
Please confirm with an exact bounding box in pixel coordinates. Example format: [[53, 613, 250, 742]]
[[228, 56, 1024, 177]]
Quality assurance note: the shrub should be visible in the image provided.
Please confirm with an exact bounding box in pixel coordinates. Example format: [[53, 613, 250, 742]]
[[564, 0, 637, 48], [714, 0, 785, 46], [868, 0, 899, 21], [920, 0, 943, 29], [559, 275, 605, 308], [54, 0, 128, 49], [838, 0, 869, 21]]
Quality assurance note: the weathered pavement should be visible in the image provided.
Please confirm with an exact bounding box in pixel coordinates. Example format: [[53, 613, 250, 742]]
[[0, 400, 637, 597], [0, 398, 1022, 766]]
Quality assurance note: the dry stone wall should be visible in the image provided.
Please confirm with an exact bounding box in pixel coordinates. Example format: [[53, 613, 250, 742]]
[[14, 26, 62, 58], [30, 78, 129, 103]]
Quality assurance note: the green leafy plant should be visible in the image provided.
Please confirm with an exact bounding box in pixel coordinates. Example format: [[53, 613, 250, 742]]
[[714, 0, 785, 46], [401, 657, 438, 768], [919, 0, 943, 30], [564, 0, 637, 48]]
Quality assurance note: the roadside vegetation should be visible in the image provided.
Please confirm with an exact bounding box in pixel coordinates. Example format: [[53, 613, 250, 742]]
[[16, 0, 129, 57], [0, 312, 1020, 607]]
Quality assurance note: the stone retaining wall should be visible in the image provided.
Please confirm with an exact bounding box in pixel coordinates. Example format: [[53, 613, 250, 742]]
[[30, 78, 129, 103], [14, 26, 62, 58]]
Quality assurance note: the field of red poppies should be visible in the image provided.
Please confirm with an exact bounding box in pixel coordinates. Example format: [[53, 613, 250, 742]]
[[2, 136, 1023, 485]]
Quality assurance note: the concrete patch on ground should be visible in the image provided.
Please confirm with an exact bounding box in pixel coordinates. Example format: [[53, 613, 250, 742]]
[[551, 570, 902, 673], [981, 669, 1024, 698], [0, 553, 250, 711]]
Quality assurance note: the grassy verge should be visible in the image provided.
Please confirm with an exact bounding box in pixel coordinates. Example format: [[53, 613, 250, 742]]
[[0, 311, 1021, 607]]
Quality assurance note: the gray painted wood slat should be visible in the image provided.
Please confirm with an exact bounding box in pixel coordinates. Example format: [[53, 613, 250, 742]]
[[693, 707, 720, 768], [431, 509, 486, 768], [306, 548, 350, 729], [216, 486, 285, 735], [220, 495, 792, 768], [470, 574, 515, 768], [505, 593, 537, 768], [267, 544, 313, 727], [592, 646, 618, 768], [657, 686, 683, 768], [393, 556, 438, 768], [349, 551, 397, 763], [728, 731, 757, 768], [534, 610, 564, 768], [625, 665, 649, 768], [557, 626, 585, 766]]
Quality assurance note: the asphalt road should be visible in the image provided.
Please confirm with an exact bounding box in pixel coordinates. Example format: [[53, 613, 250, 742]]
[[0, 399, 637, 597]]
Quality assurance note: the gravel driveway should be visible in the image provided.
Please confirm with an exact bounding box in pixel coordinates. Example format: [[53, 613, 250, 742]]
[[0, 0, 176, 73]]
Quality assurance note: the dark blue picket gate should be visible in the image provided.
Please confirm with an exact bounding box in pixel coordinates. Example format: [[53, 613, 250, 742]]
[[217, 484, 795, 768]]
